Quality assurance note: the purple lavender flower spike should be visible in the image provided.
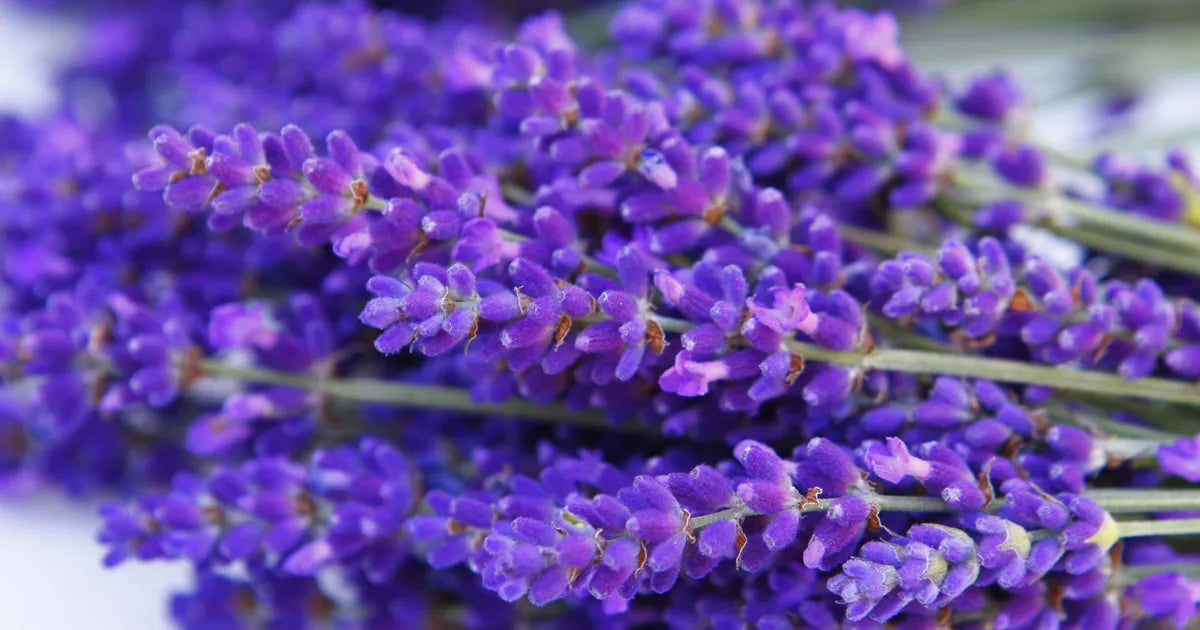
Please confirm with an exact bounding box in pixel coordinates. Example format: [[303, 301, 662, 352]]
[[865, 438, 987, 510], [828, 523, 979, 622], [1159, 434, 1200, 482], [973, 515, 1031, 588], [803, 495, 870, 571], [100, 439, 415, 577], [1128, 573, 1200, 629], [956, 71, 1022, 122], [794, 437, 864, 496], [746, 284, 819, 336]]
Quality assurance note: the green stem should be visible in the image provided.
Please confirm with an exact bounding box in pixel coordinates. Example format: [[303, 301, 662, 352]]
[[942, 183, 1200, 276], [688, 489, 1200, 530], [1118, 518, 1200, 538], [1047, 403, 1185, 443], [949, 175, 1200, 256], [856, 326, 1183, 442], [1091, 123, 1200, 154], [865, 314, 955, 353], [1045, 223, 1200, 277], [1121, 563, 1200, 581], [1100, 437, 1168, 461], [1082, 489, 1200, 513], [836, 223, 936, 257], [855, 347, 1200, 405], [933, 110, 1094, 174], [494, 228, 615, 278], [200, 357, 1185, 448], [652, 315, 1200, 407], [196, 360, 647, 433], [1061, 392, 1200, 436]]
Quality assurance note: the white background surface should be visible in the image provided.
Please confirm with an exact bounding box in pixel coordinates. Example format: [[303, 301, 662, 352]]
[[0, 496, 188, 629]]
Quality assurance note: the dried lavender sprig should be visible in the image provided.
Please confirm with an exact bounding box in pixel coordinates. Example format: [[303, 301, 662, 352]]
[[127, 121, 1200, 410], [404, 437, 1200, 620], [196, 342, 1175, 475], [97, 436, 417, 575], [950, 169, 1200, 258], [99, 433, 1200, 575], [870, 236, 1200, 384], [925, 150, 1200, 280], [605, 1, 1200, 273], [187, 305, 1200, 413], [654, 315, 1200, 405], [193, 322, 1200, 414], [685, 489, 1200, 526]]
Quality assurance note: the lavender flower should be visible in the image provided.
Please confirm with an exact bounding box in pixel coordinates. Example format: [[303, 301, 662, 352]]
[[869, 236, 1200, 385], [864, 437, 988, 511], [99, 438, 415, 577], [3, 0, 1200, 627], [1128, 572, 1200, 628], [1159, 434, 1200, 482], [828, 523, 980, 621]]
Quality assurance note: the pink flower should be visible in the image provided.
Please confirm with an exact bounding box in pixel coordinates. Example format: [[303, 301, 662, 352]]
[[747, 284, 819, 335]]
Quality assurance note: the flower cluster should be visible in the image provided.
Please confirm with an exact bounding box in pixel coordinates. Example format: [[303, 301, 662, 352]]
[[870, 235, 1200, 382], [99, 438, 415, 577], [0, 0, 1198, 628]]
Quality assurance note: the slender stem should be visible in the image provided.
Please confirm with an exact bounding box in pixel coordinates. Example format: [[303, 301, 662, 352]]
[[1093, 123, 1200, 154], [1117, 518, 1200, 538], [853, 348, 1200, 405], [836, 223, 935, 257], [495, 225, 616, 278], [196, 360, 650, 433], [653, 315, 1200, 407], [933, 110, 1095, 174], [1047, 403, 1185, 443], [688, 489, 1200, 530], [1083, 489, 1200, 513], [1064, 392, 1200, 435], [943, 180, 1200, 276], [855, 327, 1184, 441], [199, 357, 1185, 453], [1121, 563, 1200, 581], [949, 177, 1200, 256], [1046, 223, 1200, 277], [688, 495, 934, 529], [865, 314, 956, 353], [1032, 142, 1093, 173], [203, 356, 1175, 455], [1101, 437, 1168, 461]]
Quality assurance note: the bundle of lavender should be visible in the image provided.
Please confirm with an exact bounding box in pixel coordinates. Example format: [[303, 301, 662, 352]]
[[2, 0, 1199, 627]]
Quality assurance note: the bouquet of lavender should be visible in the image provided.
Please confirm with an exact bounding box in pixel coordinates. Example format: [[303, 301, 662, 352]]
[[3, 0, 1200, 627]]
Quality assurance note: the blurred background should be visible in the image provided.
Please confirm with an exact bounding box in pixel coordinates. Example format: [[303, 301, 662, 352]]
[[0, 0, 1198, 627]]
